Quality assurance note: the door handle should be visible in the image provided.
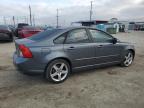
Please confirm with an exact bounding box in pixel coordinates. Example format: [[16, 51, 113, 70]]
[[67, 46, 75, 50]]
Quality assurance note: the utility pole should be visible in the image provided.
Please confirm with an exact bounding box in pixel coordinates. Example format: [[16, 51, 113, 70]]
[[33, 15, 35, 26], [12, 16, 15, 27], [56, 8, 59, 28], [90, 1, 93, 21], [16, 17, 19, 25], [24, 16, 27, 23], [29, 5, 32, 25], [3, 16, 6, 25], [26, 16, 28, 24]]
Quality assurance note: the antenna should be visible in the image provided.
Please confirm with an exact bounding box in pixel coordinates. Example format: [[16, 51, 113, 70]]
[[13, 16, 15, 27], [3, 16, 6, 25], [33, 15, 35, 26]]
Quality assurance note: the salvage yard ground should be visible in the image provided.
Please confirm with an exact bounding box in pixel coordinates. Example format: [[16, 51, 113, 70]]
[[0, 31, 144, 108]]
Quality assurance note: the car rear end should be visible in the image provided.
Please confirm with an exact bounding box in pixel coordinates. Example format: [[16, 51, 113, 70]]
[[13, 28, 65, 74], [13, 38, 46, 74]]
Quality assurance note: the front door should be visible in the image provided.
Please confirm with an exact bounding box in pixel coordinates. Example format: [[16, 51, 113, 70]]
[[88, 29, 122, 65]]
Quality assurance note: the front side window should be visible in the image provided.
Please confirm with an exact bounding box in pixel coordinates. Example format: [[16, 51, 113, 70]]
[[66, 29, 89, 44], [89, 29, 113, 43]]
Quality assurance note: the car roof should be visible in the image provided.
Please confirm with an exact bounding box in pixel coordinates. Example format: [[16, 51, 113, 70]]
[[57, 26, 98, 32], [57, 26, 112, 37]]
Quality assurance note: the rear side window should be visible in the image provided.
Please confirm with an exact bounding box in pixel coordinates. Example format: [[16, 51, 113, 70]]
[[65, 29, 89, 44], [54, 33, 66, 44]]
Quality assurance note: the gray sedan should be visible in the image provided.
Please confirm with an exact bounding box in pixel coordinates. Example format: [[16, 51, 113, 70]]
[[13, 27, 135, 83]]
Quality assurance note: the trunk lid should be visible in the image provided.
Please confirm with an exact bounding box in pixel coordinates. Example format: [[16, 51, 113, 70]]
[[15, 38, 35, 45]]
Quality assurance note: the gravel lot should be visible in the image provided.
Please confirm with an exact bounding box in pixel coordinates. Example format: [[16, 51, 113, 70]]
[[0, 31, 144, 108]]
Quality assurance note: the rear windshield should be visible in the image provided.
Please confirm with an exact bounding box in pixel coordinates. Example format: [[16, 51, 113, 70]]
[[28, 29, 62, 41]]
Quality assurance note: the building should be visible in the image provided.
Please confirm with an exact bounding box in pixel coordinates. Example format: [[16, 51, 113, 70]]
[[75, 20, 108, 26]]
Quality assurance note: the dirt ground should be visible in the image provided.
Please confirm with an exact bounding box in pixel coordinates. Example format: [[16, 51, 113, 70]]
[[0, 31, 144, 108]]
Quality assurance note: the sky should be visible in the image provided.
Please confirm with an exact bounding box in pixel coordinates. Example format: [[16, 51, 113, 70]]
[[0, 0, 144, 26]]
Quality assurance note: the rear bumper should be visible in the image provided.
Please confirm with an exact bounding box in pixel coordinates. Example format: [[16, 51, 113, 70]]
[[13, 52, 44, 74]]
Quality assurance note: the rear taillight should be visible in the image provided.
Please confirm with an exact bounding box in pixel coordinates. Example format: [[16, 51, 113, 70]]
[[19, 44, 33, 58]]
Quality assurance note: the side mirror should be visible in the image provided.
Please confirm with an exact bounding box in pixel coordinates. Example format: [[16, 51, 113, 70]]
[[112, 38, 117, 44]]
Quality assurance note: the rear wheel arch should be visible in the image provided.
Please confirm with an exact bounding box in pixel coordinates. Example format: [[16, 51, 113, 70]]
[[44, 57, 72, 83], [44, 57, 72, 73]]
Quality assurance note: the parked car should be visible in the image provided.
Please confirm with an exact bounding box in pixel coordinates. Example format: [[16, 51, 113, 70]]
[[0, 25, 13, 41], [13, 27, 135, 83], [15, 23, 29, 37], [18, 26, 43, 38]]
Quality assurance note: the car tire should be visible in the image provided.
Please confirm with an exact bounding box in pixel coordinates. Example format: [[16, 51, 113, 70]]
[[121, 50, 134, 67], [44, 59, 70, 83]]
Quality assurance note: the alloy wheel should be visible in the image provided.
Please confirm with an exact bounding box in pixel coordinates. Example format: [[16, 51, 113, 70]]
[[124, 52, 133, 66], [50, 62, 68, 82]]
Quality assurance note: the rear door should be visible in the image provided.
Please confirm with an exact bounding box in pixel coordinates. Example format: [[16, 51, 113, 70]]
[[64, 29, 95, 68], [88, 29, 122, 64]]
